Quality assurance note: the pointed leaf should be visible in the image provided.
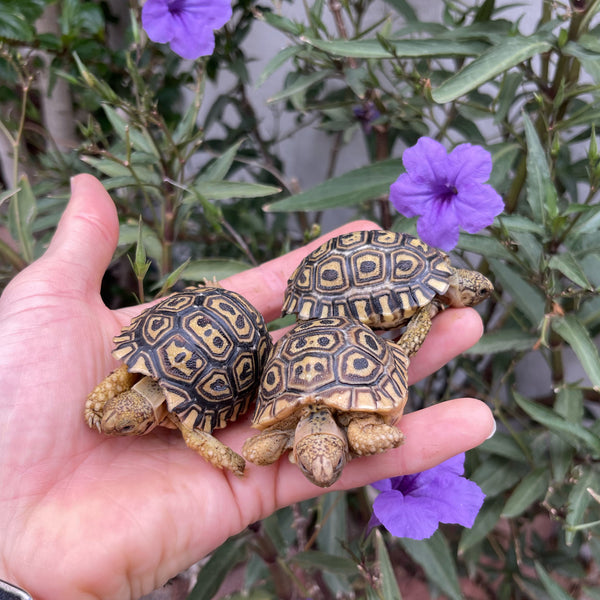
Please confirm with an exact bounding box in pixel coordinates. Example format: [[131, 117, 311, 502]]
[[290, 550, 359, 575], [8, 175, 36, 264], [469, 329, 537, 354], [302, 36, 486, 59], [198, 139, 245, 183], [502, 467, 550, 518], [375, 530, 403, 600], [432, 34, 553, 103], [534, 562, 575, 600], [187, 537, 246, 600], [192, 181, 281, 201], [548, 252, 593, 290], [268, 71, 329, 104], [400, 531, 462, 600], [182, 258, 251, 282], [265, 159, 402, 212], [256, 45, 301, 87], [514, 391, 600, 456], [551, 314, 600, 391], [489, 259, 545, 326], [565, 467, 599, 546]]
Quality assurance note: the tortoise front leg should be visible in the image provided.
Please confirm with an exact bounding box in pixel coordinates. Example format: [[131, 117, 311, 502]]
[[344, 413, 404, 456], [242, 427, 294, 466], [170, 416, 246, 477], [397, 306, 433, 357], [84, 364, 140, 431]]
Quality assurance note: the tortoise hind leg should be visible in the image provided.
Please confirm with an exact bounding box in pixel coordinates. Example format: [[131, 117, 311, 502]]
[[343, 413, 404, 456], [85, 364, 140, 431], [169, 416, 246, 477]]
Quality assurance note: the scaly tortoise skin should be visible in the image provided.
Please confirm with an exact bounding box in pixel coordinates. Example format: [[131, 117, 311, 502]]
[[242, 317, 409, 487], [282, 230, 493, 356], [85, 286, 272, 476]]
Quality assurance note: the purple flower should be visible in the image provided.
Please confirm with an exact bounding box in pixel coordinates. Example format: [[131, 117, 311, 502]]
[[142, 0, 232, 60], [353, 102, 381, 134], [368, 453, 485, 540], [389, 137, 504, 251]]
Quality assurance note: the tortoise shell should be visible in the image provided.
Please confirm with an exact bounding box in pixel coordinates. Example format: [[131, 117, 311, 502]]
[[252, 317, 409, 429], [111, 286, 272, 433], [282, 230, 454, 330]]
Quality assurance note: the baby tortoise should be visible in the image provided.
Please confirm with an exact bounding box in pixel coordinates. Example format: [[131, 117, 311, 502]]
[[282, 229, 493, 356], [242, 317, 409, 487], [85, 286, 272, 476]]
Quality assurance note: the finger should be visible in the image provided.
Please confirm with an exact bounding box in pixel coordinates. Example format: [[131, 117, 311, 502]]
[[43, 174, 119, 295], [407, 307, 484, 384], [221, 220, 380, 322]]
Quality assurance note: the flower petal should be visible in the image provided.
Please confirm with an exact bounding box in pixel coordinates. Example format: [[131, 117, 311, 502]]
[[142, 0, 232, 59], [415, 198, 461, 251], [142, 0, 176, 43], [389, 174, 438, 218], [170, 19, 215, 59], [453, 183, 504, 233], [372, 491, 441, 540], [402, 137, 450, 185], [449, 143, 493, 184]]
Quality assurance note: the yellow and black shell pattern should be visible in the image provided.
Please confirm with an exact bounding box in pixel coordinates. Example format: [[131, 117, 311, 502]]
[[252, 317, 409, 429], [112, 287, 272, 433], [282, 230, 454, 330]]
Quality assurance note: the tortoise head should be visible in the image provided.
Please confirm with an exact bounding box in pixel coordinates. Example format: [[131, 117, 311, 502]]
[[101, 376, 166, 436], [445, 268, 493, 308], [292, 407, 349, 488]]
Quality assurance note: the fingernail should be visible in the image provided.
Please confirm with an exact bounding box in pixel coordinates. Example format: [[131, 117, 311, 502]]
[[486, 418, 497, 440]]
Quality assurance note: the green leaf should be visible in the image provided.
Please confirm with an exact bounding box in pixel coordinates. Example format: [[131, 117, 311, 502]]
[[0, 9, 34, 41], [265, 159, 402, 212], [187, 537, 246, 600], [458, 496, 504, 554], [197, 139, 245, 182], [182, 258, 251, 282], [479, 432, 529, 463], [551, 314, 600, 391], [191, 181, 281, 201], [80, 156, 133, 179], [400, 531, 462, 600], [534, 562, 575, 600], [8, 175, 36, 264], [457, 233, 514, 262], [101, 104, 158, 158], [375, 530, 403, 600], [502, 467, 550, 518], [290, 550, 359, 575], [489, 259, 545, 326], [471, 456, 529, 497], [523, 112, 556, 225], [514, 391, 600, 456], [548, 252, 593, 290], [302, 36, 486, 59], [432, 34, 553, 103], [565, 467, 599, 546], [267, 71, 329, 104], [316, 492, 350, 597], [256, 46, 301, 87], [469, 329, 537, 354]]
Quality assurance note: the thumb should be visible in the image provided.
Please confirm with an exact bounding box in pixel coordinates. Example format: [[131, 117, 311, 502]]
[[43, 174, 119, 296]]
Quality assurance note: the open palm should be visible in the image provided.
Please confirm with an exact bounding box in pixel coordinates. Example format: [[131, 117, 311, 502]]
[[0, 175, 494, 600]]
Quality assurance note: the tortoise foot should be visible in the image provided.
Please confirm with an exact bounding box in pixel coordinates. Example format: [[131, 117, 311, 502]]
[[346, 414, 404, 456]]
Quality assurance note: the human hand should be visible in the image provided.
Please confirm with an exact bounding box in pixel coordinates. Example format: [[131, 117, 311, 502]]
[[0, 174, 494, 600]]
